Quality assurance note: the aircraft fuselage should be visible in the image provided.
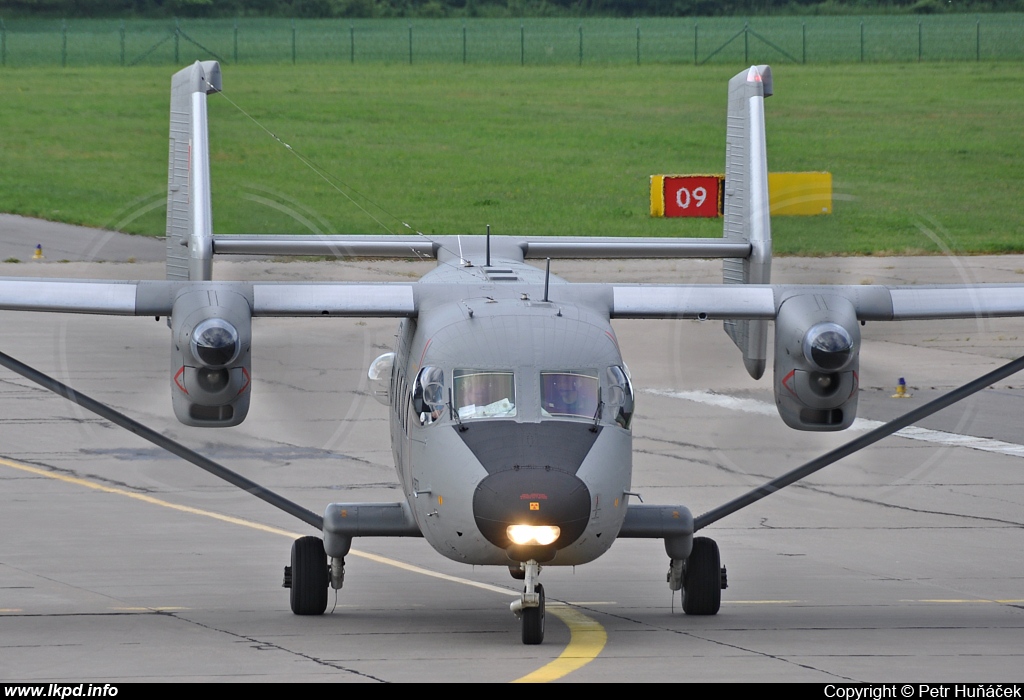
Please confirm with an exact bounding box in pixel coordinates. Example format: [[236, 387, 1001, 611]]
[[384, 240, 635, 567]]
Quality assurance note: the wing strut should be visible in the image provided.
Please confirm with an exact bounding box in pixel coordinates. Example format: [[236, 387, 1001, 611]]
[[694, 352, 1024, 531], [0, 349, 323, 531]]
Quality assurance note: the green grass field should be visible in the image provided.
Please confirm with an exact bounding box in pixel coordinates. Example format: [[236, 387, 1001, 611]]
[[1, 63, 1022, 255]]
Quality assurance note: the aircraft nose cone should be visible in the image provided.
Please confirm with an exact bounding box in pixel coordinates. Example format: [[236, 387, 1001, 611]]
[[457, 421, 600, 561], [473, 466, 591, 561]]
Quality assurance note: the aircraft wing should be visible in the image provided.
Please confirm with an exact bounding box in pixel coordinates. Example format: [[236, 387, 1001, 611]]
[[0, 279, 417, 318], [609, 285, 776, 320], [0, 279, 144, 315], [4, 278, 1024, 323], [608, 284, 1024, 321], [250, 283, 415, 317]]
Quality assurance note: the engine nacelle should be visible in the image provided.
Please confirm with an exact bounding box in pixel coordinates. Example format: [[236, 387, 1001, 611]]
[[170, 288, 252, 427], [774, 294, 860, 431]]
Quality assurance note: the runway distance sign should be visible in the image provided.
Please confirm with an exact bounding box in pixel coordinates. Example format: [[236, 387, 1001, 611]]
[[650, 172, 832, 218], [651, 175, 722, 218]]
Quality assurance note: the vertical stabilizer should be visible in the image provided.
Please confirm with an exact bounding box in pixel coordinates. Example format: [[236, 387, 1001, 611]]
[[166, 61, 221, 282], [722, 65, 773, 380]]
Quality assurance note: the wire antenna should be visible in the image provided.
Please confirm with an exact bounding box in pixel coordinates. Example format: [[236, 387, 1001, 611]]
[[210, 86, 469, 271]]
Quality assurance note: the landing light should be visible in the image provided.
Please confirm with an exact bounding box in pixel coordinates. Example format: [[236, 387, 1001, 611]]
[[507, 525, 560, 546]]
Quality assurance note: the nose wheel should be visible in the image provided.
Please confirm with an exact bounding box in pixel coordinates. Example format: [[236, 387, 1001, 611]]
[[510, 559, 546, 645], [521, 584, 545, 644]]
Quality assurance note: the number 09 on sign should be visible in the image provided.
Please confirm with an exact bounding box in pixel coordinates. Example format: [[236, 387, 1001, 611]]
[[677, 185, 706, 208], [651, 175, 723, 218]]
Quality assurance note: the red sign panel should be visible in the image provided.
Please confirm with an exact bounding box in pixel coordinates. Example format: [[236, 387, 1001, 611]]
[[663, 176, 721, 218]]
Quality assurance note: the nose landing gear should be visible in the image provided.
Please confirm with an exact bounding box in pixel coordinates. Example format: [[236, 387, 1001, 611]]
[[510, 559, 546, 644]]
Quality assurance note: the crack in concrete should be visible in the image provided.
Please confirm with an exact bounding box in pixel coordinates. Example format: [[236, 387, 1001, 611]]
[[1, 608, 389, 681], [790, 481, 1024, 529], [632, 448, 722, 469], [158, 610, 389, 682], [0, 455, 159, 493], [568, 604, 859, 681]]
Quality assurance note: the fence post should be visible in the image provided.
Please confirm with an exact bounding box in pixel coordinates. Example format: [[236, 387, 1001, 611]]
[[859, 21, 863, 63], [693, 24, 697, 65], [408, 25, 412, 65], [463, 25, 466, 64], [578, 24, 582, 66], [636, 24, 640, 65], [292, 20, 296, 65], [233, 22, 238, 64], [1, 19, 6, 67], [976, 18, 980, 61], [61, 19, 67, 67], [174, 19, 179, 64], [918, 20, 922, 62], [743, 22, 748, 64], [119, 20, 125, 66], [350, 25, 354, 64], [520, 24, 524, 66], [802, 22, 806, 64]]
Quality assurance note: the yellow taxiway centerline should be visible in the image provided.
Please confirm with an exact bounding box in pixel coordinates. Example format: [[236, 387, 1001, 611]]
[[513, 605, 608, 683], [1, 456, 607, 682]]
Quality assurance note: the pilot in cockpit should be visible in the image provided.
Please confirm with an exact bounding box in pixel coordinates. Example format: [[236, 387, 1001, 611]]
[[542, 371, 598, 418], [454, 370, 516, 420]]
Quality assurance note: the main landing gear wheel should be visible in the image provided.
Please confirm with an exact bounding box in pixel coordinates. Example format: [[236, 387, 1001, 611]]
[[682, 536, 721, 616], [290, 535, 329, 615], [522, 583, 545, 645]]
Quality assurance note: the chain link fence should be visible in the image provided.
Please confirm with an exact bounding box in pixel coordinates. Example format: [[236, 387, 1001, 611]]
[[1, 15, 1022, 67]]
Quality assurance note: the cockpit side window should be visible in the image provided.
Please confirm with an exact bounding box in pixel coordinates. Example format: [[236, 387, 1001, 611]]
[[453, 370, 516, 420], [412, 366, 445, 427], [604, 365, 634, 429], [367, 352, 394, 407], [541, 370, 599, 419]]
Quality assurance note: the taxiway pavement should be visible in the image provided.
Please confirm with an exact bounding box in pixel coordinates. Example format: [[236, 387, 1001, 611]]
[[1, 225, 1023, 682]]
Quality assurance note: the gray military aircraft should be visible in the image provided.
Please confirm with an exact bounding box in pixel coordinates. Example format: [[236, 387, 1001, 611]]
[[2, 62, 1023, 645]]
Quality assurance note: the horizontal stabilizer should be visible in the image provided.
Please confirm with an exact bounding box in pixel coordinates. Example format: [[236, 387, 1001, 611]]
[[211, 234, 753, 261]]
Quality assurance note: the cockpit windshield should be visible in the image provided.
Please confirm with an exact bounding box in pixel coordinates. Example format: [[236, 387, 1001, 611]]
[[453, 370, 516, 420], [541, 370, 599, 419]]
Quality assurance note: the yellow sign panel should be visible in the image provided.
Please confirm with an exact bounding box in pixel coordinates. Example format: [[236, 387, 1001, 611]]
[[768, 172, 832, 216], [649, 176, 665, 218], [650, 172, 832, 217]]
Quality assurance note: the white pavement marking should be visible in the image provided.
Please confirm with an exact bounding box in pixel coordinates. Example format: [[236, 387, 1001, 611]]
[[645, 388, 1024, 459]]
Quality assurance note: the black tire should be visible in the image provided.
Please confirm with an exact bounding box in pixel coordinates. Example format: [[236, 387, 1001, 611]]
[[521, 583, 545, 645], [290, 536, 329, 615], [682, 537, 721, 616]]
